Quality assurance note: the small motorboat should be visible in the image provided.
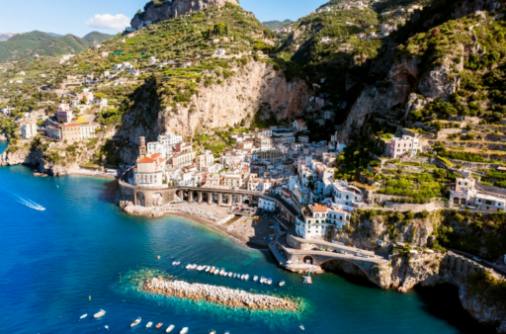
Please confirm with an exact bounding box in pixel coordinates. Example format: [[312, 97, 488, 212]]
[[93, 309, 106, 319], [299, 324, 306, 331], [156, 322, 164, 329], [303, 274, 313, 285], [166, 324, 175, 333], [209, 330, 217, 334], [279, 281, 286, 287], [146, 321, 154, 328], [79, 313, 88, 320], [130, 317, 142, 328], [180, 327, 189, 334], [104, 325, 110, 331]]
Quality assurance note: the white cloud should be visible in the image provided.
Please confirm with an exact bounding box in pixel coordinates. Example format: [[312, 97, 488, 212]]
[[87, 14, 130, 32]]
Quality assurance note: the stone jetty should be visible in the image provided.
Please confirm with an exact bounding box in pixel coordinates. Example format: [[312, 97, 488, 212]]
[[143, 276, 298, 312]]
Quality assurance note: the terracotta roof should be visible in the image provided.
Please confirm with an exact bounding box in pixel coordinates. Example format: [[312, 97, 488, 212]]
[[311, 203, 329, 213], [137, 153, 162, 164]]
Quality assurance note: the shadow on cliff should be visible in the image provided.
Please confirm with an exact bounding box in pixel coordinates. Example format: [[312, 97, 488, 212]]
[[102, 76, 163, 168], [415, 284, 497, 334]]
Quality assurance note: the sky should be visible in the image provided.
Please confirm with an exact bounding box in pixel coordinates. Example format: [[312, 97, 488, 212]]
[[0, 0, 327, 37]]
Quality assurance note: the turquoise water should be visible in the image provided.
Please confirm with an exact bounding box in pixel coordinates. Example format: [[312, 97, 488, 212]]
[[0, 158, 463, 333]]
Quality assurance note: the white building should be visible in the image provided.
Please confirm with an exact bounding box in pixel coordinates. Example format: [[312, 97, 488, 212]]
[[386, 134, 421, 158], [197, 150, 214, 170], [20, 122, 38, 139], [159, 133, 182, 148], [450, 174, 505, 212], [134, 153, 165, 188], [331, 181, 363, 209], [295, 204, 351, 240], [147, 141, 168, 159]]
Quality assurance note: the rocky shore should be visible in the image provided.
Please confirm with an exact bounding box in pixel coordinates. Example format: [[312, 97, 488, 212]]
[[143, 276, 299, 312]]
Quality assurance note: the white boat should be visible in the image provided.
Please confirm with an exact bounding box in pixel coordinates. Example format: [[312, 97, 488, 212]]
[[180, 327, 189, 334], [93, 309, 106, 319], [146, 321, 154, 328], [303, 274, 313, 285], [299, 324, 306, 331], [166, 324, 175, 333], [104, 325, 110, 331], [279, 281, 286, 287], [209, 331, 217, 334], [79, 313, 88, 320], [130, 317, 142, 328]]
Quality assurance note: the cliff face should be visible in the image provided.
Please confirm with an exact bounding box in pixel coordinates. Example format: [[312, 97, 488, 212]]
[[335, 210, 506, 333], [336, 0, 503, 140], [113, 61, 311, 164], [162, 61, 310, 136], [341, 210, 440, 251], [131, 0, 238, 30]]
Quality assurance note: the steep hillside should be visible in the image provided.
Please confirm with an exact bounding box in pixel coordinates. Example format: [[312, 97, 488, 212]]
[[273, 0, 431, 139], [0, 1, 310, 169], [0, 31, 112, 63]]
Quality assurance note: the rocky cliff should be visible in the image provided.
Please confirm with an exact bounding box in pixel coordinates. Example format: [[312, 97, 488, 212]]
[[336, 0, 504, 140], [113, 61, 310, 164], [131, 0, 238, 30]]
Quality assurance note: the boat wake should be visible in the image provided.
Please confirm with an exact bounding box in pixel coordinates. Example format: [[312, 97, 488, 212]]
[[14, 195, 46, 212]]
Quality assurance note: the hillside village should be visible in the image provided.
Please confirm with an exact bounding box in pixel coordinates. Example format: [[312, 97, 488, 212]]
[[0, 0, 505, 331]]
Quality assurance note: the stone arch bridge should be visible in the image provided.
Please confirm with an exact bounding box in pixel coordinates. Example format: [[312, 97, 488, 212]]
[[270, 234, 389, 282]]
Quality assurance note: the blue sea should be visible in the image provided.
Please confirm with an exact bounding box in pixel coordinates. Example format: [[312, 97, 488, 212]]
[[0, 141, 466, 333]]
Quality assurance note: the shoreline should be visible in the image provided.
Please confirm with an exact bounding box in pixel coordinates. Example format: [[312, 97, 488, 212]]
[[121, 202, 265, 249]]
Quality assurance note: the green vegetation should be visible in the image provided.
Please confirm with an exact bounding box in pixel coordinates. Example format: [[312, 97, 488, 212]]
[[72, 4, 270, 108], [193, 126, 248, 156], [404, 13, 506, 124], [436, 211, 506, 260], [0, 31, 111, 63], [482, 170, 506, 188], [468, 270, 506, 306]]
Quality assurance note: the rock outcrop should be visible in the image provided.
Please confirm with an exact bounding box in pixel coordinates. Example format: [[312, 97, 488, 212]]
[[162, 61, 310, 136], [131, 0, 238, 31], [336, 0, 503, 141], [115, 61, 310, 164]]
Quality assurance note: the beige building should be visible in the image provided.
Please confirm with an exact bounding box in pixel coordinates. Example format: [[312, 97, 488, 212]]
[[171, 143, 195, 169], [60, 122, 99, 143]]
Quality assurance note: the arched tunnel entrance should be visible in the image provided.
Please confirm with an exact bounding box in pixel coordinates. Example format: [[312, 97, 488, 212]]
[[320, 259, 376, 287]]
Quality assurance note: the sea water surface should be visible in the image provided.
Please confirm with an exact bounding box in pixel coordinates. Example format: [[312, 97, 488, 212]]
[[0, 143, 464, 334]]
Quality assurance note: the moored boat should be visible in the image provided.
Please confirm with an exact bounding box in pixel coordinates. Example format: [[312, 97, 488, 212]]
[[79, 313, 88, 320], [130, 317, 142, 328], [146, 321, 154, 328], [180, 326, 189, 334], [166, 324, 175, 333], [156, 322, 164, 329], [93, 309, 106, 319]]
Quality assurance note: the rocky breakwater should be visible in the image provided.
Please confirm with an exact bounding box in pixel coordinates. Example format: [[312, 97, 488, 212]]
[[143, 276, 299, 312]]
